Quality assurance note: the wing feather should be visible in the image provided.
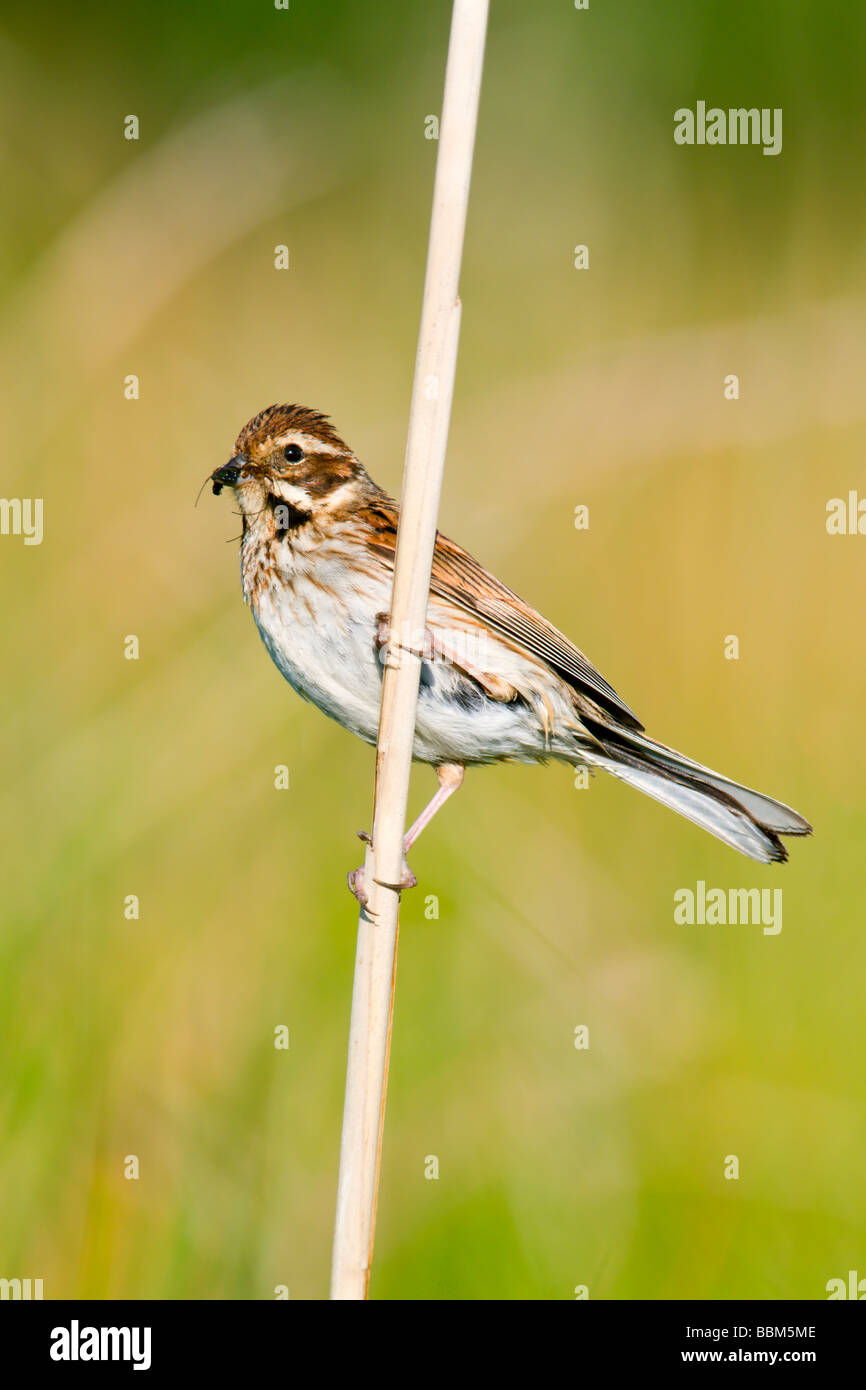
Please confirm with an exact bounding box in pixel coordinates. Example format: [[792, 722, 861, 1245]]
[[361, 499, 643, 731]]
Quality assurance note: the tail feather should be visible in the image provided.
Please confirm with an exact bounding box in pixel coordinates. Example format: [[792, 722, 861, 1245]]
[[579, 720, 812, 865]]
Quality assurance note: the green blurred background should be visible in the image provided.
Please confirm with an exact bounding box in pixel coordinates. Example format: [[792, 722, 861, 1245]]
[[1, 0, 864, 1299]]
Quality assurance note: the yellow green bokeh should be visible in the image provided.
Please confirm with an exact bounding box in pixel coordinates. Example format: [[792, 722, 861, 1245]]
[[1, 0, 864, 1299]]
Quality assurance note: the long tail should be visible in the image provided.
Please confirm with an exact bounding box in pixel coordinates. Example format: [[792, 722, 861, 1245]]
[[577, 719, 812, 864]]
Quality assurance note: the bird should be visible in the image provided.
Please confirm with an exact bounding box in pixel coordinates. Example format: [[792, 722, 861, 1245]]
[[209, 403, 811, 900]]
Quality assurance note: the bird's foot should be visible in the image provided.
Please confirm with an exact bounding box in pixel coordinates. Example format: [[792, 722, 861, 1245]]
[[376, 860, 418, 894], [347, 865, 372, 908], [347, 842, 417, 909], [348, 830, 375, 907], [373, 611, 430, 664]]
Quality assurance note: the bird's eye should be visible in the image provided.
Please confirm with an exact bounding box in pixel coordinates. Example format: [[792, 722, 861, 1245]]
[[284, 444, 304, 463]]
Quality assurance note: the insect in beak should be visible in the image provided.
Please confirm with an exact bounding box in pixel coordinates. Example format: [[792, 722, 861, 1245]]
[[211, 458, 244, 495]]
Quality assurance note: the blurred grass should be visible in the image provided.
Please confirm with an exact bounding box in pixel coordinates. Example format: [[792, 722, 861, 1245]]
[[1, 0, 864, 1299]]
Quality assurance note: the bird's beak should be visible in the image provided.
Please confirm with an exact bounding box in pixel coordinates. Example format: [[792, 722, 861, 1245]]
[[211, 457, 245, 494]]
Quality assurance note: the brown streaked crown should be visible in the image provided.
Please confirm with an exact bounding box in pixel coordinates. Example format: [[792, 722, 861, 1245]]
[[234, 403, 351, 458]]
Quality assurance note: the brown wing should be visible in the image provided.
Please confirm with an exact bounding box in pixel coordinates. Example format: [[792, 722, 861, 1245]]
[[360, 496, 643, 731]]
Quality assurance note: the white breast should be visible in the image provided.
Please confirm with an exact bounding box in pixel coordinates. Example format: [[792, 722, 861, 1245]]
[[242, 526, 559, 767], [247, 531, 390, 748]]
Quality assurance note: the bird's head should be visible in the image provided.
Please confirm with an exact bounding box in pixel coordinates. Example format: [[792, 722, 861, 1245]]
[[210, 404, 365, 531]]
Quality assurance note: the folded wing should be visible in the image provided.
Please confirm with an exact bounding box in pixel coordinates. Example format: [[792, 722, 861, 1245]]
[[361, 497, 642, 730]]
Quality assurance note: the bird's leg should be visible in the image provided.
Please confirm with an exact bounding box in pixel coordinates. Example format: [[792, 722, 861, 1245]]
[[349, 612, 464, 907], [347, 763, 465, 907], [403, 762, 465, 852]]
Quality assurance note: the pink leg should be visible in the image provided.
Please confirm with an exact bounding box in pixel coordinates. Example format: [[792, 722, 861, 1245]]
[[404, 762, 465, 851], [347, 763, 465, 906]]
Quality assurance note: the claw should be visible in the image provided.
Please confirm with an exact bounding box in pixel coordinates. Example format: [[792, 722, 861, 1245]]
[[374, 613, 390, 652], [356, 829, 373, 844], [374, 862, 417, 893], [346, 858, 417, 909], [347, 866, 373, 911]]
